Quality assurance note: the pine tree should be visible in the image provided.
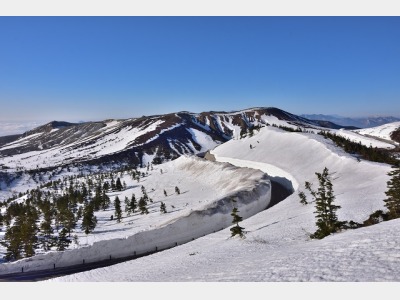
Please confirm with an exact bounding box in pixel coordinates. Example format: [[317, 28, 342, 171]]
[[114, 196, 122, 222], [21, 205, 39, 257], [57, 228, 71, 251], [126, 194, 137, 216], [230, 207, 245, 238], [1, 223, 23, 261], [39, 201, 55, 251], [160, 202, 167, 214], [384, 164, 400, 219], [116, 178, 123, 191], [308, 167, 343, 239], [81, 203, 97, 235], [101, 191, 111, 210], [138, 196, 149, 214], [175, 186, 180, 195], [164, 189, 167, 197], [124, 196, 130, 210], [298, 191, 308, 205]]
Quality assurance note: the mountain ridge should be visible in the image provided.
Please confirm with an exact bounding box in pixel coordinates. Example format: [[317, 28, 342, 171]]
[[0, 107, 395, 173]]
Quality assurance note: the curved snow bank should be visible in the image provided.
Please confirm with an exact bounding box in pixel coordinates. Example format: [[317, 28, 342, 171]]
[[211, 126, 392, 223], [212, 155, 297, 191], [0, 156, 271, 275]]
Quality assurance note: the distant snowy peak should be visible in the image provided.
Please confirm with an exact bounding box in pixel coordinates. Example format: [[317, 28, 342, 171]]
[[0, 107, 356, 171], [354, 121, 400, 144], [301, 114, 400, 129]]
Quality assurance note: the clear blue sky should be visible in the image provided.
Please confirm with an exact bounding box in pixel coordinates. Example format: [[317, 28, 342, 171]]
[[0, 17, 399, 122]]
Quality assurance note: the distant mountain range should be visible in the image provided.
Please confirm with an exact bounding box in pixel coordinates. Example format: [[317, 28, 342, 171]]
[[301, 114, 400, 129], [0, 107, 352, 171], [1, 108, 398, 174]]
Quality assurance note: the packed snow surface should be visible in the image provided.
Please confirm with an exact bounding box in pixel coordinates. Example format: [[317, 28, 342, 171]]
[[49, 126, 397, 282], [0, 156, 270, 274]]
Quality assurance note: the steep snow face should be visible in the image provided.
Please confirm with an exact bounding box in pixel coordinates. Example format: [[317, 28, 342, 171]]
[[0, 156, 271, 275], [354, 121, 400, 144], [186, 128, 219, 152]]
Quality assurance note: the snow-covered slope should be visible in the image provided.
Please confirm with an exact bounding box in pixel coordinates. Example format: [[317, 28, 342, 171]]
[[0, 156, 270, 274], [354, 121, 400, 145], [48, 125, 396, 282], [48, 218, 400, 282], [326, 128, 396, 149], [0, 107, 352, 173]]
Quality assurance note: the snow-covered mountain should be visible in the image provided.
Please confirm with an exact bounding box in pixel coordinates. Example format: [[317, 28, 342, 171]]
[[0, 107, 349, 172], [1, 106, 399, 282], [43, 119, 397, 282], [301, 114, 400, 129]]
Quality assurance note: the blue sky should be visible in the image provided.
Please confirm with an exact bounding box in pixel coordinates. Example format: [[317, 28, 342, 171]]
[[0, 17, 399, 122]]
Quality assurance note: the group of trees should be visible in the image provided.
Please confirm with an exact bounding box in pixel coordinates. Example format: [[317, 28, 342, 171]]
[[0, 155, 194, 262], [0, 165, 151, 261], [318, 131, 395, 164], [298, 161, 400, 239], [384, 164, 400, 219]]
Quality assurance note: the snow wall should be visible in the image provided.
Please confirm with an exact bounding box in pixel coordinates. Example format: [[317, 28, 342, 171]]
[[0, 157, 271, 275]]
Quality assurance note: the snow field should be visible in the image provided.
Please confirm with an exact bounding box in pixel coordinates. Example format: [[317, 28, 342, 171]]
[[0, 156, 271, 274], [46, 125, 398, 282], [355, 121, 400, 143], [334, 128, 396, 149]]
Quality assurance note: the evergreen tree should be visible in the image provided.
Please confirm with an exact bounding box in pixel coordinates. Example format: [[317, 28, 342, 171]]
[[21, 205, 39, 257], [81, 203, 97, 235], [39, 200, 55, 251], [384, 164, 400, 219], [138, 196, 149, 214], [230, 207, 245, 238], [164, 189, 167, 197], [114, 196, 122, 222], [103, 181, 110, 192], [1, 223, 23, 261], [175, 186, 180, 195], [126, 194, 137, 216], [124, 196, 130, 210], [101, 191, 111, 210], [298, 191, 308, 205], [307, 167, 343, 239], [160, 202, 167, 214], [116, 178, 123, 191], [111, 178, 116, 190], [56, 228, 71, 251]]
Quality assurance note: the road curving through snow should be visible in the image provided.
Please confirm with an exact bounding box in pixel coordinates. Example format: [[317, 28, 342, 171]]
[[0, 156, 271, 276]]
